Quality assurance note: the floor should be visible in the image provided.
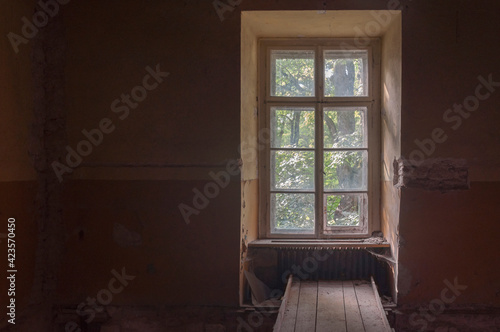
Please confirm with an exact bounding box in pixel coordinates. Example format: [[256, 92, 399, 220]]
[[274, 279, 392, 332]]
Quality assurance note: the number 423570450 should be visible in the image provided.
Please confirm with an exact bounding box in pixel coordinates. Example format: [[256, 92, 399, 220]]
[[7, 218, 15, 266]]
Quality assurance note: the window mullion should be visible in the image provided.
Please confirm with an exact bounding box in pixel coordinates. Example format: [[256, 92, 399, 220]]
[[316, 103, 324, 238], [317, 45, 323, 101], [316, 45, 324, 238]]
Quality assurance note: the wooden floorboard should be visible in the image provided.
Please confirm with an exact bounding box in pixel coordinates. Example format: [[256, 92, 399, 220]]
[[279, 279, 301, 331], [343, 281, 366, 332], [274, 279, 392, 332], [316, 280, 346, 332], [295, 281, 318, 332], [354, 282, 388, 332]]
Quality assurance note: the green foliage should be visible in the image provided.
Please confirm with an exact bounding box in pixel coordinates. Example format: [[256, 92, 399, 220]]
[[272, 109, 314, 148], [326, 194, 360, 226], [324, 151, 365, 190], [272, 54, 315, 97], [273, 150, 314, 190], [273, 193, 314, 230], [324, 109, 364, 148]]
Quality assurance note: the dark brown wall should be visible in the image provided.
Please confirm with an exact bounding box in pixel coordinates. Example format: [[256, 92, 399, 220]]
[[398, 0, 500, 307], [58, 180, 240, 306], [399, 183, 500, 305], [57, 0, 243, 307], [0, 0, 38, 327]]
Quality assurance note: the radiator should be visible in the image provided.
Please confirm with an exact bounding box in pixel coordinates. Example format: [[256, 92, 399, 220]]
[[275, 247, 390, 294]]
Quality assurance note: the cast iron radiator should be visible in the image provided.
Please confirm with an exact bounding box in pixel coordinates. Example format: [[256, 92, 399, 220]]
[[275, 247, 391, 296]]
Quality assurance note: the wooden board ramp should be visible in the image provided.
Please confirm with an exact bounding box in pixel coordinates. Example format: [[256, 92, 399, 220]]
[[274, 277, 392, 332]]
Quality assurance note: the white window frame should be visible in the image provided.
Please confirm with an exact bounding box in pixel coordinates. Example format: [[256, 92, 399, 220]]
[[258, 38, 381, 239]]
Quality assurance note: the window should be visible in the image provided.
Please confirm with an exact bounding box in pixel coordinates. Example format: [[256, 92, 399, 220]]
[[259, 38, 381, 238]]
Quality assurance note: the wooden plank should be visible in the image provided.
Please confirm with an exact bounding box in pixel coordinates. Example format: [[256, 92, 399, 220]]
[[295, 281, 318, 332], [277, 278, 301, 332], [354, 281, 391, 332], [274, 279, 392, 332], [316, 280, 346, 332], [370, 277, 392, 331], [343, 281, 365, 332], [273, 275, 293, 331]]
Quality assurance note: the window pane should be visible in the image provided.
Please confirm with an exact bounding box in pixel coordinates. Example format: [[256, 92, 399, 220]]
[[271, 193, 315, 233], [271, 50, 315, 97], [272, 150, 314, 190], [324, 151, 367, 190], [324, 107, 366, 148], [325, 193, 366, 226], [271, 107, 315, 148], [324, 50, 368, 97]]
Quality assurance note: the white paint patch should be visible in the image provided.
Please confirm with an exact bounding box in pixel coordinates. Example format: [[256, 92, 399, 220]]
[[113, 223, 142, 247]]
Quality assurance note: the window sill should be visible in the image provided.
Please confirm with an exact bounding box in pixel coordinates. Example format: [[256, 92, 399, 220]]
[[248, 237, 389, 249]]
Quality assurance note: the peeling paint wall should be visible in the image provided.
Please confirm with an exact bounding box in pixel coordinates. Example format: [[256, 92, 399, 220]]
[[395, 158, 469, 191], [380, 13, 402, 303], [239, 179, 259, 304], [239, 13, 261, 305]]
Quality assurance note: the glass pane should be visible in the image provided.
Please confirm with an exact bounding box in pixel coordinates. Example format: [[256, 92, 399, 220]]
[[324, 151, 367, 190], [324, 50, 368, 97], [324, 107, 366, 148], [271, 50, 315, 97], [272, 150, 314, 190], [271, 193, 315, 233], [271, 107, 315, 148], [325, 193, 366, 227]]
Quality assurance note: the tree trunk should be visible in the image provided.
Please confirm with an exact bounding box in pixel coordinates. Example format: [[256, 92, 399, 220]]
[[332, 60, 356, 188], [324, 114, 337, 147], [290, 111, 300, 146]]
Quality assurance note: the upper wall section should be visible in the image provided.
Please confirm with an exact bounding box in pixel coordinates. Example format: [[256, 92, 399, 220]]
[[62, 1, 241, 181], [0, 1, 36, 181], [400, 1, 500, 181]]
